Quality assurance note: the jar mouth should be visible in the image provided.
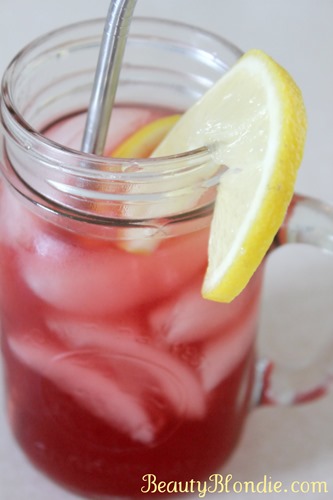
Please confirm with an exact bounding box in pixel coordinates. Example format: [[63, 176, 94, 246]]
[[0, 17, 241, 224], [1, 16, 242, 163]]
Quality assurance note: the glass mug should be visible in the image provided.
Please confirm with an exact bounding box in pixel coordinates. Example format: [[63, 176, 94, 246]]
[[0, 17, 332, 499]]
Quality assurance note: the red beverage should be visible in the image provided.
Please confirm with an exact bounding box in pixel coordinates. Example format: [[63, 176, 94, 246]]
[[0, 104, 263, 498], [2, 15, 333, 500], [0, 17, 281, 499]]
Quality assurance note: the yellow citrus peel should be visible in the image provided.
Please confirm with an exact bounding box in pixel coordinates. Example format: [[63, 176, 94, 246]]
[[112, 114, 180, 158]]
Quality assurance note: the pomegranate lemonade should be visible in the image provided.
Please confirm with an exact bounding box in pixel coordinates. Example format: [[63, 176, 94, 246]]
[[0, 105, 263, 497]]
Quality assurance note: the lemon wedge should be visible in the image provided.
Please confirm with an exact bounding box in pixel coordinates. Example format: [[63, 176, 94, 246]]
[[152, 49, 307, 302], [112, 114, 180, 158]]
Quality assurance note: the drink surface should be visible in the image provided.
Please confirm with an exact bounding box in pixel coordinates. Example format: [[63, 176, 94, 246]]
[[0, 105, 262, 497]]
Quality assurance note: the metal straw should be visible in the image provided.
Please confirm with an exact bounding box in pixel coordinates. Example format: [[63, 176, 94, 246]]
[[81, 0, 138, 155]]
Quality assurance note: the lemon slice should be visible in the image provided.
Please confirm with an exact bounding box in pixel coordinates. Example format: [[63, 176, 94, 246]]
[[152, 49, 307, 302], [109, 114, 181, 253], [112, 114, 180, 158]]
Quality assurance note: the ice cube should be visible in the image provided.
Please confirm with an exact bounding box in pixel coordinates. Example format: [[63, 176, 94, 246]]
[[0, 184, 37, 250], [199, 296, 260, 392], [150, 270, 261, 344], [7, 333, 155, 444], [47, 317, 206, 419], [21, 226, 208, 317], [20, 237, 148, 316]]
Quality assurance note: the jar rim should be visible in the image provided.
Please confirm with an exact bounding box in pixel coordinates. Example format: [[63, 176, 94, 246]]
[[1, 16, 242, 168]]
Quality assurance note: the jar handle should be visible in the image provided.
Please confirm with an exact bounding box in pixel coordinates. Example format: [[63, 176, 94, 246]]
[[254, 194, 333, 406]]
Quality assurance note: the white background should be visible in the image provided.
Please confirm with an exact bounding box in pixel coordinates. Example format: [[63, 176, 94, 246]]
[[0, 1, 333, 499]]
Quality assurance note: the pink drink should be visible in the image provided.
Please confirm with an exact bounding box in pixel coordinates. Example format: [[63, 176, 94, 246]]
[[0, 104, 263, 498]]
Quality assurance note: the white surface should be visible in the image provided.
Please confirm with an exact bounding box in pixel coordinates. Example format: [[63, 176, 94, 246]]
[[0, 1, 333, 499]]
